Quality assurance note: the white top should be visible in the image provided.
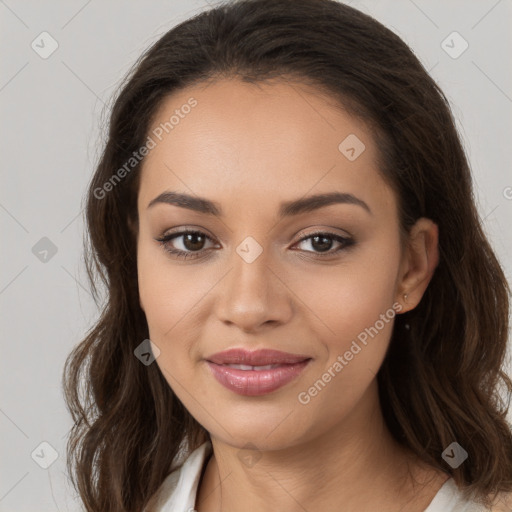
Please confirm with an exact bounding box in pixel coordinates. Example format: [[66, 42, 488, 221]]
[[145, 441, 490, 512]]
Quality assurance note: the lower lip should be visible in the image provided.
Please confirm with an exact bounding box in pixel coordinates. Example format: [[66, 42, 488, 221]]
[[206, 360, 311, 396]]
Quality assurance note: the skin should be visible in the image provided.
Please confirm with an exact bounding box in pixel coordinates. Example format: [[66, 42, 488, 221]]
[[137, 78, 447, 512]]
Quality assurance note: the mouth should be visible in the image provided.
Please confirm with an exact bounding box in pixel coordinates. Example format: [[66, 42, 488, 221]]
[[220, 363, 284, 370], [205, 348, 312, 396]]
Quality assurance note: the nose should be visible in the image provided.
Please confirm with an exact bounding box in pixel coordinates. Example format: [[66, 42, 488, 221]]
[[214, 248, 294, 333]]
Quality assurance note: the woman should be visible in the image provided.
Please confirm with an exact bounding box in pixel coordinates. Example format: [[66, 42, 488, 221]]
[[63, 0, 512, 510]]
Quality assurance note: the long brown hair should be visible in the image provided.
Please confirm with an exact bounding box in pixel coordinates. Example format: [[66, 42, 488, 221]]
[[62, 0, 512, 510]]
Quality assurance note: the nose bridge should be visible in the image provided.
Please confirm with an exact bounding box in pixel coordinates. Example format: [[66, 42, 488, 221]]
[[233, 239, 272, 294], [214, 236, 292, 331], [227, 238, 273, 307]]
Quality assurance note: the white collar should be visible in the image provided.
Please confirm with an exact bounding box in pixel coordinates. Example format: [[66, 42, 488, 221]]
[[423, 477, 486, 511], [146, 441, 212, 512], [148, 441, 486, 512]]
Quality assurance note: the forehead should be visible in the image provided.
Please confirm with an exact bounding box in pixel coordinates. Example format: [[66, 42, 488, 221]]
[[138, 78, 396, 217]]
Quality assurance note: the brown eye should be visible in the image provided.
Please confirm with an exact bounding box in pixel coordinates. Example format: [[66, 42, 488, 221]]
[[155, 230, 217, 260], [181, 232, 207, 251], [294, 232, 354, 256]]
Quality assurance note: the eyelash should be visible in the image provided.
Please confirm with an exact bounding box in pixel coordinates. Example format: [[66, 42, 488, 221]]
[[155, 229, 355, 261]]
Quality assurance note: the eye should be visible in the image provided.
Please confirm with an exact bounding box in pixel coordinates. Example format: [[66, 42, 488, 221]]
[[155, 228, 355, 261], [293, 231, 354, 256], [155, 229, 217, 260]]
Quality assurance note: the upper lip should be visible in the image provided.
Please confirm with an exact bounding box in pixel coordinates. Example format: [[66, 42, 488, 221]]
[[206, 348, 311, 366]]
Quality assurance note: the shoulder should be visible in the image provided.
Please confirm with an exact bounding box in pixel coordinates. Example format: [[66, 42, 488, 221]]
[[469, 489, 512, 511], [487, 491, 512, 511], [426, 476, 512, 512]]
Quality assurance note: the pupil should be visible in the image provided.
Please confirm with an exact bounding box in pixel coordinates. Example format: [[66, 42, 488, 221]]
[[181, 234, 334, 253], [184, 233, 204, 251], [312, 235, 332, 252]]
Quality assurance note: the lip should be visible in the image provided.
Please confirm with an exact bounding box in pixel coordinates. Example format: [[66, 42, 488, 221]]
[[205, 349, 312, 396], [206, 348, 311, 366]]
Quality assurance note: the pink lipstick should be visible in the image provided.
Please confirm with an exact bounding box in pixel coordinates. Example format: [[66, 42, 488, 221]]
[[205, 348, 311, 396]]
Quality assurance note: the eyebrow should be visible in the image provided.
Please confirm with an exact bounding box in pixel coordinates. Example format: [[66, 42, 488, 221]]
[[147, 190, 372, 217]]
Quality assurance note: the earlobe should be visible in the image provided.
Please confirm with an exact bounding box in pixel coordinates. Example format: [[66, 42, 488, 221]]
[[396, 217, 439, 313]]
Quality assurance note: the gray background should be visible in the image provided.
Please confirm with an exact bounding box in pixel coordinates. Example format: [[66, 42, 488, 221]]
[[1, 0, 511, 510]]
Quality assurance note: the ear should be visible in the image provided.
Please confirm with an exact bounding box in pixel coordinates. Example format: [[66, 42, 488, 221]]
[[395, 217, 439, 313]]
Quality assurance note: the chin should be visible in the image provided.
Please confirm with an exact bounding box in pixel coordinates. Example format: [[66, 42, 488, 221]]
[[204, 408, 311, 452]]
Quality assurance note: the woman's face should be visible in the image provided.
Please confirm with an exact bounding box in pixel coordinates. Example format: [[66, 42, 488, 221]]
[[136, 78, 411, 450]]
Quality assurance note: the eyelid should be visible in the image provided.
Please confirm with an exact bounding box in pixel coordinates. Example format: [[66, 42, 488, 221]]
[[155, 228, 218, 249], [157, 225, 216, 242], [292, 230, 354, 254], [295, 225, 353, 240], [155, 226, 355, 261], [156, 227, 351, 246]]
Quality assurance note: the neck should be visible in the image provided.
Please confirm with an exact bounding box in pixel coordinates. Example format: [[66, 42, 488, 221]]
[[196, 381, 448, 512]]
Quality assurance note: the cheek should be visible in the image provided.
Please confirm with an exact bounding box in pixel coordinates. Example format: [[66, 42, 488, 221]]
[[137, 240, 191, 366], [290, 236, 401, 409], [137, 239, 201, 338], [293, 241, 401, 349], [137, 240, 214, 387], [138, 258, 194, 395], [138, 241, 169, 331]]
